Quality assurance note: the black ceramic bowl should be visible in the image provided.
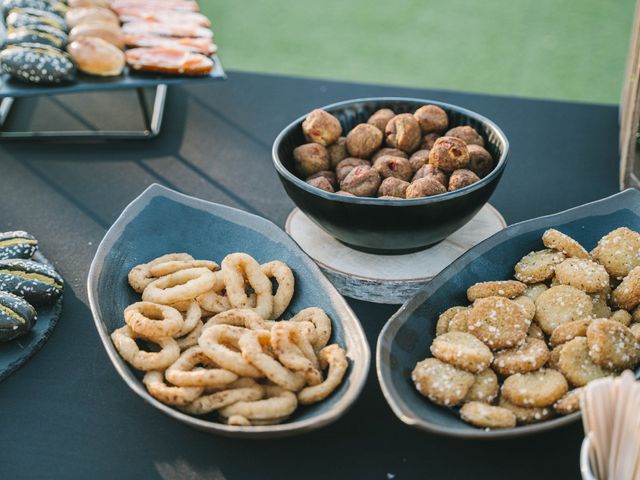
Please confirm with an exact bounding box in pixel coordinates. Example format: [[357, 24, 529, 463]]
[[272, 97, 509, 254], [376, 189, 640, 438]]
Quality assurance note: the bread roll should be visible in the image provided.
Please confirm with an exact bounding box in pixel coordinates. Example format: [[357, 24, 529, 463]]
[[67, 37, 125, 76], [66, 7, 119, 28], [69, 21, 124, 49], [68, 0, 110, 8]]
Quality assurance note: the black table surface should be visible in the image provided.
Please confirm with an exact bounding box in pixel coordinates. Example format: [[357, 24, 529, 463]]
[[0, 71, 620, 480]]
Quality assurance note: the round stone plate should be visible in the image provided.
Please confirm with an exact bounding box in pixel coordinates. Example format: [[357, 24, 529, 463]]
[[0, 251, 63, 382], [285, 204, 506, 304]]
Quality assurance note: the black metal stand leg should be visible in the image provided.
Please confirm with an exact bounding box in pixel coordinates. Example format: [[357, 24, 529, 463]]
[[150, 84, 168, 137], [0, 97, 14, 126], [0, 84, 167, 140]]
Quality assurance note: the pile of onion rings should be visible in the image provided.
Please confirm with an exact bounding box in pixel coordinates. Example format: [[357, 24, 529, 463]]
[[111, 251, 348, 426]]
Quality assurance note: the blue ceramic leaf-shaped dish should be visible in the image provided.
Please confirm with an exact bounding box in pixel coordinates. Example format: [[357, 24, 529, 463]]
[[377, 189, 640, 438], [88, 184, 370, 438]]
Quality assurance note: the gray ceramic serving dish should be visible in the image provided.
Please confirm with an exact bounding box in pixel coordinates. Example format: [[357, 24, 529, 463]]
[[377, 188, 640, 439], [87, 184, 370, 438]]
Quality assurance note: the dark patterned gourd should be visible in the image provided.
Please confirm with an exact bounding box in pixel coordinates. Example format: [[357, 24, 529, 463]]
[[4, 24, 68, 49], [0, 258, 64, 305], [1, 0, 67, 18], [0, 43, 74, 84], [0, 231, 37, 260], [0, 291, 36, 342], [5, 7, 67, 31]]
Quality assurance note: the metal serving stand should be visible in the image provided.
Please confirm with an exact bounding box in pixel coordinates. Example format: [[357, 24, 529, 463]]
[[0, 54, 225, 140]]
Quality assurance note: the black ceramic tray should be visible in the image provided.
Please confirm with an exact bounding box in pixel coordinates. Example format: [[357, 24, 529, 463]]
[[0, 54, 226, 99], [0, 55, 225, 139], [0, 251, 63, 382]]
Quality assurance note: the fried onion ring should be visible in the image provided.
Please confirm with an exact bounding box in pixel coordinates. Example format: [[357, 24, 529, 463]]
[[218, 385, 298, 420], [176, 320, 203, 350], [165, 346, 238, 387], [167, 300, 195, 312], [298, 344, 348, 405], [196, 271, 231, 313], [142, 267, 217, 304], [271, 322, 322, 385], [290, 307, 332, 351], [239, 330, 306, 391], [221, 253, 273, 319], [124, 301, 184, 339], [128, 253, 193, 293], [245, 416, 291, 425], [180, 378, 264, 415], [261, 260, 294, 319], [198, 324, 263, 378], [227, 415, 251, 426], [149, 259, 219, 277], [203, 308, 270, 331], [143, 370, 203, 407], [111, 325, 179, 371], [289, 321, 319, 367], [174, 300, 201, 338]]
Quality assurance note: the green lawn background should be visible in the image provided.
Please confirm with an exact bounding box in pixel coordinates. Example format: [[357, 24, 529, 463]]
[[202, 0, 637, 104]]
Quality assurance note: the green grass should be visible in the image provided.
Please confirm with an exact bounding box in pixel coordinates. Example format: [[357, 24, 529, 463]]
[[201, 0, 636, 104]]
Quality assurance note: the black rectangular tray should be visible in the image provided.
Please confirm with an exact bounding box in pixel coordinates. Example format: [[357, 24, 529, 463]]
[[0, 53, 226, 98]]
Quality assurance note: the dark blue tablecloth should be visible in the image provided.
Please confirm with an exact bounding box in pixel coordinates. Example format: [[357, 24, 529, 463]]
[[0, 71, 620, 479]]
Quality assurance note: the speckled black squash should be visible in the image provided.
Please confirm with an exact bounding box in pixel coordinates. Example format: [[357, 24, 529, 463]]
[[0, 43, 74, 84], [5, 7, 67, 31], [0, 231, 38, 260], [0, 291, 36, 342], [1, 0, 66, 18], [0, 258, 64, 305], [5, 24, 67, 49]]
